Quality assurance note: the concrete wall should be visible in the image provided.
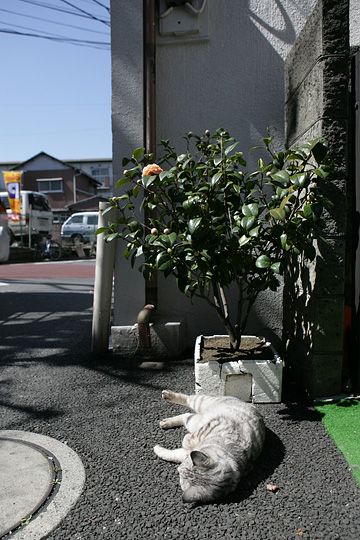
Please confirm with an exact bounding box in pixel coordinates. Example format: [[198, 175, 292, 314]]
[[350, 0, 360, 46], [284, 0, 350, 397], [111, 0, 317, 346]]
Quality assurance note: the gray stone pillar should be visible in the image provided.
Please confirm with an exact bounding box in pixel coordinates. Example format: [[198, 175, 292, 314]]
[[284, 0, 350, 397]]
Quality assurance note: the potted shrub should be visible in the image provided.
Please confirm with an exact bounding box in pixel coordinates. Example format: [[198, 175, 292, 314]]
[[100, 129, 332, 402]]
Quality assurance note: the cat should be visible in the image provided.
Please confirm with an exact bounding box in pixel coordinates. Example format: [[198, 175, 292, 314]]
[[154, 389, 266, 504]]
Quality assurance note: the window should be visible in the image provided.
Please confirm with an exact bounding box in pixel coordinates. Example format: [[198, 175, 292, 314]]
[[37, 178, 63, 193], [68, 215, 84, 224], [29, 193, 51, 211], [87, 215, 98, 225], [90, 166, 110, 185]]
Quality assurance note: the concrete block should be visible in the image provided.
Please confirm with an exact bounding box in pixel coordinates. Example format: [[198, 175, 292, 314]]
[[313, 297, 344, 353], [111, 319, 185, 359], [194, 335, 283, 403], [195, 361, 225, 395], [308, 353, 343, 397]]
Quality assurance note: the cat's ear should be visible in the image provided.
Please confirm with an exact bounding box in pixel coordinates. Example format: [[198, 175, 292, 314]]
[[190, 450, 213, 468]]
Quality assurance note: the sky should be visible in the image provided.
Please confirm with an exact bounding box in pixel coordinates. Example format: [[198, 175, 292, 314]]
[[0, 0, 111, 163]]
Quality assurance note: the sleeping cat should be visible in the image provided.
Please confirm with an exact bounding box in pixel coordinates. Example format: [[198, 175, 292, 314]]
[[154, 389, 266, 504]]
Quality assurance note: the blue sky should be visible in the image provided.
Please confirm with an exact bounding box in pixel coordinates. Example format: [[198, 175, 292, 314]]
[[0, 0, 111, 163]]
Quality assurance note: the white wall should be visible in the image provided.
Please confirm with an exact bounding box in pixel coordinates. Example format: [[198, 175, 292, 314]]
[[111, 0, 146, 326], [111, 0, 317, 345], [350, 0, 360, 46]]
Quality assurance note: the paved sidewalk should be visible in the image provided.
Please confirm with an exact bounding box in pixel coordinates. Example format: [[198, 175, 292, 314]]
[[1, 276, 360, 539]]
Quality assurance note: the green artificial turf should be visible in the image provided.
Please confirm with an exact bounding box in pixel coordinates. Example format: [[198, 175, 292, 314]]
[[315, 399, 360, 486]]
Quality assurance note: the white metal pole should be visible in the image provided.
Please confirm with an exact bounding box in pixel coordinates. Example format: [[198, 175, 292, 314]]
[[28, 204, 32, 248], [91, 201, 118, 354]]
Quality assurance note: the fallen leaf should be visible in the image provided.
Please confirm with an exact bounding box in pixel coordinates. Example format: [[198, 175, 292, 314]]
[[266, 482, 281, 493], [295, 528, 304, 537]]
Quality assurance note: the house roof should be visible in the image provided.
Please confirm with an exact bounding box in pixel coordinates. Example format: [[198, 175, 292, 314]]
[[65, 194, 109, 212], [7, 151, 102, 186]]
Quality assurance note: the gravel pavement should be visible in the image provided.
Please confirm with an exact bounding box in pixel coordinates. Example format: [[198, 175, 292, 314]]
[[1, 279, 360, 539]]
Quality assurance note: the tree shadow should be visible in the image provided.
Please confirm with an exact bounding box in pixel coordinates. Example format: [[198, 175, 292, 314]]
[[276, 401, 324, 421]]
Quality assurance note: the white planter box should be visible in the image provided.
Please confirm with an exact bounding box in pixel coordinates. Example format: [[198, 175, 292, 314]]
[[111, 319, 185, 359], [194, 335, 283, 403]]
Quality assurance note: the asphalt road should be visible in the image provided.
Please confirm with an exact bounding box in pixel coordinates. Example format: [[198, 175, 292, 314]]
[[0, 260, 360, 539]]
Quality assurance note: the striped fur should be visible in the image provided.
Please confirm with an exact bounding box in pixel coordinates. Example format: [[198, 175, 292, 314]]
[[153, 390, 266, 504]]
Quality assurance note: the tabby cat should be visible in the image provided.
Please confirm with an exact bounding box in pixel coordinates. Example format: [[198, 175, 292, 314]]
[[154, 389, 266, 504]]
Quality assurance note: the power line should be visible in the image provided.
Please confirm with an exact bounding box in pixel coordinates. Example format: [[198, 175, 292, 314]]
[[14, 0, 109, 24], [90, 0, 110, 14], [0, 28, 110, 49], [0, 7, 109, 35], [60, 0, 110, 27]]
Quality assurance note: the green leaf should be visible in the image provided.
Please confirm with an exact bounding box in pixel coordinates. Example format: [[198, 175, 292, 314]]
[[142, 175, 156, 188], [270, 261, 281, 274], [310, 140, 328, 163], [239, 235, 250, 247], [248, 203, 259, 216], [213, 155, 222, 166], [224, 142, 239, 156], [159, 170, 172, 181], [168, 232, 177, 245], [256, 255, 271, 268], [188, 217, 202, 234], [303, 203, 315, 220], [249, 225, 260, 237], [132, 147, 144, 162], [314, 166, 330, 179], [241, 216, 255, 230], [271, 170, 290, 185], [115, 177, 128, 188], [270, 208, 286, 221], [156, 252, 173, 271], [280, 233, 288, 249], [105, 233, 119, 242], [291, 172, 307, 187], [211, 171, 222, 186]]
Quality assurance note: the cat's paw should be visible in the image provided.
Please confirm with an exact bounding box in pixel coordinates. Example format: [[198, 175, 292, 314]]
[[162, 389, 174, 402], [153, 444, 165, 458], [159, 418, 172, 429]]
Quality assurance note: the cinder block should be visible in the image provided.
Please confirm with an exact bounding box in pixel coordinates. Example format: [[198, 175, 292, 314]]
[[195, 361, 225, 395], [111, 320, 185, 359], [194, 335, 283, 403]]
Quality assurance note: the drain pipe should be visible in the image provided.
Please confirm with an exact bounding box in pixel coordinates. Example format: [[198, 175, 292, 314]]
[[91, 201, 118, 354], [137, 303, 155, 350], [143, 0, 158, 308]]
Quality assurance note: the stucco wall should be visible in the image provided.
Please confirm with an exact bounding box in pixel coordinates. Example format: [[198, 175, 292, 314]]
[[111, 0, 318, 346], [350, 0, 360, 46]]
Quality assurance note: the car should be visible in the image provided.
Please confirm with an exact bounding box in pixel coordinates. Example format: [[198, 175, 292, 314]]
[[0, 190, 53, 245], [60, 211, 98, 247]]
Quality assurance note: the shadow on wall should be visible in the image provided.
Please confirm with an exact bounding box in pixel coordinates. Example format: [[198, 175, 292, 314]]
[[156, 0, 306, 158]]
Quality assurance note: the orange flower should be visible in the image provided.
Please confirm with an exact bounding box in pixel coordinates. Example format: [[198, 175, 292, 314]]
[[142, 163, 163, 176]]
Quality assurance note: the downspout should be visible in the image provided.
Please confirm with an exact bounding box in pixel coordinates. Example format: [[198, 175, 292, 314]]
[[143, 0, 157, 308]]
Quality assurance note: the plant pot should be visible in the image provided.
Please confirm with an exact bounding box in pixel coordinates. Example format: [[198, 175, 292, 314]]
[[194, 335, 283, 403]]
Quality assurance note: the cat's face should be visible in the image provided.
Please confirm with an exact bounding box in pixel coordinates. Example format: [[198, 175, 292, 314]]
[[178, 450, 239, 504]]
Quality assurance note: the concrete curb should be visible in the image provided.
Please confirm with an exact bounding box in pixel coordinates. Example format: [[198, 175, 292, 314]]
[[0, 431, 86, 539]]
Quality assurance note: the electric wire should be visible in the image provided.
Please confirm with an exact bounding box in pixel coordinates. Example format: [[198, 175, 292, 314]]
[[90, 0, 110, 14], [0, 28, 110, 49], [14, 0, 107, 22], [59, 0, 110, 26], [0, 7, 109, 35]]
